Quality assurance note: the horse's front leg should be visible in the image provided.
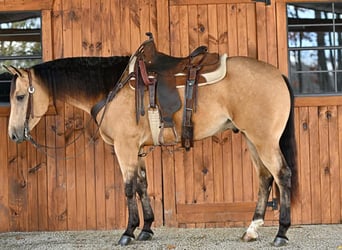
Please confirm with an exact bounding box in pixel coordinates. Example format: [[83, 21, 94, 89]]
[[136, 158, 154, 241], [114, 142, 142, 246], [118, 174, 140, 246]]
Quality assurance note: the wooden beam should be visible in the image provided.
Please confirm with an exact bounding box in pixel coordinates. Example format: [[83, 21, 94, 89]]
[[0, 0, 53, 11], [170, 0, 254, 5]]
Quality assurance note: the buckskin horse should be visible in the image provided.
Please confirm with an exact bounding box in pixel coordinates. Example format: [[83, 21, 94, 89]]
[[6, 34, 297, 247]]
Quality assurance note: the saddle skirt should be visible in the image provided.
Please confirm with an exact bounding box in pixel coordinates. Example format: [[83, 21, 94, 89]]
[[128, 53, 228, 90]]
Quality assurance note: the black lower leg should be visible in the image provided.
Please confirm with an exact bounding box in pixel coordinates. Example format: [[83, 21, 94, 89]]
[[273, 165, 292, 246], [253, 172, 274, 221], [123, 178, 140, 238], [137, 167, 154, 235]]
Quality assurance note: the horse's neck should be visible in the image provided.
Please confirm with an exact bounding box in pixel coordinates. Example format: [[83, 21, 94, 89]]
[[50, 81, 104, 115]]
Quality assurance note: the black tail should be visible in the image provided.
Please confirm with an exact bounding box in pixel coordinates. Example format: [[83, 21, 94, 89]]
[[279, 75, 298, 203]]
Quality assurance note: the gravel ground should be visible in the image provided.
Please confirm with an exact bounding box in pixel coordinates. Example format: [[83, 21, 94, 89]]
[[0, 224, 341, 250]]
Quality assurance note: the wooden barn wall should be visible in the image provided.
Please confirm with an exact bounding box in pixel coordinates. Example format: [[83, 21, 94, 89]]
[[0, 0, 341, 233]]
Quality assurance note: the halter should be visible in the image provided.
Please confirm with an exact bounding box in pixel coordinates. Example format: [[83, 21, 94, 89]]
[[24, 69, 35, 140]]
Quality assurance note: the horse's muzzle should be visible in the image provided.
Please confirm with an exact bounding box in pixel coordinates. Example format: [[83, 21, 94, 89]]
[[9, 128, 25, 143]]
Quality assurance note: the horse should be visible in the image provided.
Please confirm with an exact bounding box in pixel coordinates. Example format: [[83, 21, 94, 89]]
[[6, 37, 298, 247]]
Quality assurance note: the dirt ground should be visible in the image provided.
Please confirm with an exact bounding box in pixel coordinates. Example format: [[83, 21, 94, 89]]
[[0, 224, 341, 250]]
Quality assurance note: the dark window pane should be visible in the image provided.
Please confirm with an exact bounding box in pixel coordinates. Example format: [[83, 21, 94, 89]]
[[337, 72, 342, 91], [0, 72, 11, 104], [290, 72, 335, 94]]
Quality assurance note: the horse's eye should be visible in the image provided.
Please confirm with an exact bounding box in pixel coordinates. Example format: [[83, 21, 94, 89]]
[[16, 95, 25, 102]]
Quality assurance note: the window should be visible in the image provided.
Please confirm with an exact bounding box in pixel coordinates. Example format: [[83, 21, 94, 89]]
[[0, 11, 42, 105], [287, 3, 342, 95]]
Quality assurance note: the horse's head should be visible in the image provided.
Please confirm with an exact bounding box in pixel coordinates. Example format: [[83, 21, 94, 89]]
[[5, 65, 49, 143]]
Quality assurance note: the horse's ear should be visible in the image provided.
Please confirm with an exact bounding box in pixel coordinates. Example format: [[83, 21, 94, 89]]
[[3, 65, 23, 77]]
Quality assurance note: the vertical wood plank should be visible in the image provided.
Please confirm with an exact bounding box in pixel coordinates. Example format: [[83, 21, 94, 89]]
[[298, 107, 312, 224], [318, 106, 331, 223], [327, 106, 340, 223], [41, 10, 53, 61], [156, 0, 170, 53], [162, 147, 177, 227], [139, 0, 151, 41], [266, 2, 277, 66], [81, 0, 97, 229], [149, 0, 158, 39], [256, 3, 267, 61], [35, 119, 48, 230], [120, 0, 131, 54], [7, 137, 19, 231], [276, 2, 288, 75], [188, 5, 199, 52], [241, 136, 253, 202], [207, 4, 218, 51], [193, 140, 205, 203], [0, 118, 9, 232], [217, 4, 228, 54], [27, 130, 38, 231], [232, 133, 243, 202], [101, 0, 112, 56], [93, 0, 106, 228], [222, 131, 234, 203], [47, 0, 62, 230], [236, 4, 247, 56], [246, 3, 256, 58], [104, 145, 116, 229], [151, 147, 163, 227], [170, 4, 180, 56], [291, 107, 301, 224], [227, 4, 237, 56], [338, 106, 342, 223], [114, 153, 126, 228], [308, 107, 321, 224], [17, 142, 28, 231], [110, 0, 122, 55], [129, 0, 140, 50], [197, 4, 208, 48], [68, 0, 87, 230]]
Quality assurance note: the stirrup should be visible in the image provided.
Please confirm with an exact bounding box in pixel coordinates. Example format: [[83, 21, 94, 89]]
[[158, 123, 178, 146]]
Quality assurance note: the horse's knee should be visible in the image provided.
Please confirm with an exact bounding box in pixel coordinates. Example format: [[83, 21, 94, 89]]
[[125, 181, 135, 198]]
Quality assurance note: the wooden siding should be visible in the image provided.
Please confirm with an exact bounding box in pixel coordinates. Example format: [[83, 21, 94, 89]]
[[0, 0, 341, 232]]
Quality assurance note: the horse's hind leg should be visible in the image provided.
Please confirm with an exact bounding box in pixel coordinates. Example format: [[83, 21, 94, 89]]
[[136, 157, 154, 241], [245, 139, 292, 246], [242, 139, 274, 242]]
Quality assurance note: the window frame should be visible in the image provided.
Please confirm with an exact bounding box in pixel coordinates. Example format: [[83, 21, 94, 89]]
[[286, 2, 342, 96], [0, 1, 53, 116], [0, 11, 43, 106], [276, 0, 342, 106]]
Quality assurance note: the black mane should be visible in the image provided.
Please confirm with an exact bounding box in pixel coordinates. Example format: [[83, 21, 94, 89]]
[[32, 56, 130, 101]]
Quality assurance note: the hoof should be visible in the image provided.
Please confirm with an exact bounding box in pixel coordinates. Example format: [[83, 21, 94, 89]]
[[118, 234, 134, 246], [241, 232, 257, 242], [137, 230, 153, 241], [272, 236, 289, 247]]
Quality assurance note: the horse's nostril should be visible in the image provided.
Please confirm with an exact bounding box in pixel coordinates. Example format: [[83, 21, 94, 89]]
[[11, 133, 17, 141]]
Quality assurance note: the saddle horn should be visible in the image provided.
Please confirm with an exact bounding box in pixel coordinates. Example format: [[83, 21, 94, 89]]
[[145, 32, 154, 40]]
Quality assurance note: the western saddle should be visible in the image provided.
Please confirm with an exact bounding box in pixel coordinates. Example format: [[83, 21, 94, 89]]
[[134, 32, 221, 150], [91, 32, 223, 150]]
